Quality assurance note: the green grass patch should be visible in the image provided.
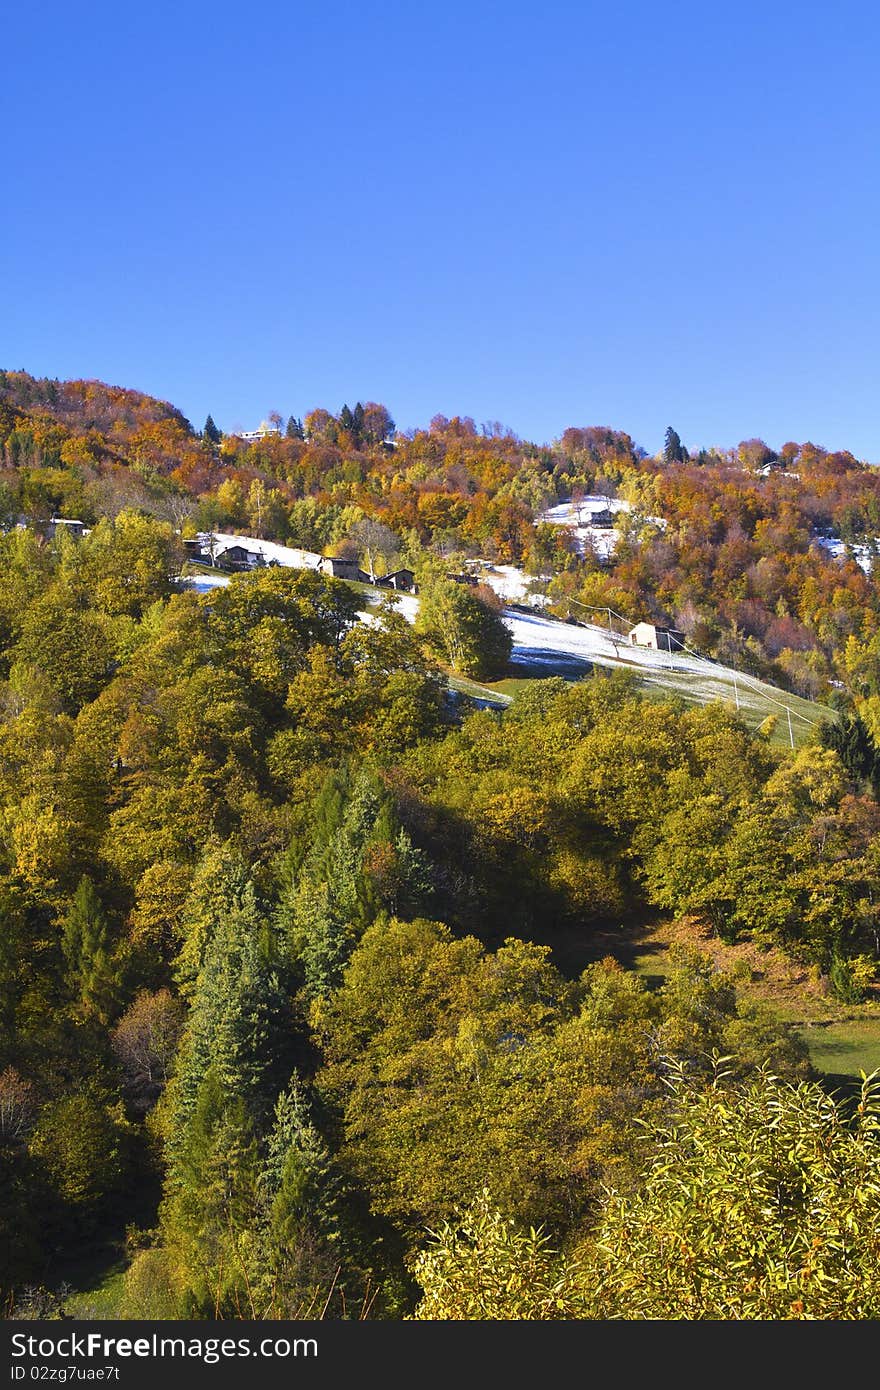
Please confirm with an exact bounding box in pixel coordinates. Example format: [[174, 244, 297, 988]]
[[794, 1018, 880, 1081], [454, 642, 827, 751], [44, 1243, 130, 1320], [64, 1265, 128, 1319], [446, 673, 513, 706], [631, 667, 827, 749], [447, 663, 826, 754], [179, 558, 218, 571], [630, 931, 880, 1083]]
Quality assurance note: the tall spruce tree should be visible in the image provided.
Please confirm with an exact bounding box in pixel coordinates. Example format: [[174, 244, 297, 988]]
[[277, 768, 430, 997], [819, 712, 880, 798], [61, 876, 118, 1021], [664, 425, 686, 465], [161, 1069, 262, 1315], [160, 875, 298, 1313], [254, 1080, 347, 1312], [168, 883, 292, 1152], [174, 842, 255, 997]]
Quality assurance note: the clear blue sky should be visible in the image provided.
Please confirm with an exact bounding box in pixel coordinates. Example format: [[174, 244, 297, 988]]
[[4, 1, 879, 458]]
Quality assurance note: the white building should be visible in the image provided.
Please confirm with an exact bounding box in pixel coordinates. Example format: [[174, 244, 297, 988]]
[[629, 622, 685, 652], [239, 421, 282, 443]]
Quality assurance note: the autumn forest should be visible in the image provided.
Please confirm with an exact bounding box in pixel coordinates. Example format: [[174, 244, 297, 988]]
[[3, 369, 880, 1320]]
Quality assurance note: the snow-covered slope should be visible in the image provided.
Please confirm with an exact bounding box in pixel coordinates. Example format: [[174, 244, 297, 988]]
[[185, 571, 231, 591], [467, 563, 538, 603]]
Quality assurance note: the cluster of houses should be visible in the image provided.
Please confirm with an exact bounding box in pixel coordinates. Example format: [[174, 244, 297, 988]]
[[185, 532, 417, 592], [26, 517, 683, 652]]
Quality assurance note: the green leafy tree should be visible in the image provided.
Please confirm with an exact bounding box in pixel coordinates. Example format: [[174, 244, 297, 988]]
[[589, 1061, 880, 1319], [416, 577, 512, 679], [78, 512, 184, 618], [413, 1066, 880, 1320], [316, 924, 645, 1234], [410, 1192, 591, 1320], [29, 1090, 132, 1237], [15, 586, 115, 713]]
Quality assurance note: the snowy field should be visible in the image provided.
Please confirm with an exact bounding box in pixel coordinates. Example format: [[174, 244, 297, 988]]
[[497, 610, 820, 732], [185, 572, 231, 591], [540, 498, 631, 525]]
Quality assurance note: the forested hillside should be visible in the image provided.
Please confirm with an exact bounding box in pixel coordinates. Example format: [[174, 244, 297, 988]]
[[3, 371, 880, 1320], [6, 370, 880, 706]]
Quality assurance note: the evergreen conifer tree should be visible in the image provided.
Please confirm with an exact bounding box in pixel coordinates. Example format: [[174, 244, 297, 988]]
[[258, 1081, 343, 1296], [161, 1067, 262, 1315], [172, 898, 290, 1136], [61, 876, 118, 1021], [277, 769, 430, 997], [664, 426, 685, 465]]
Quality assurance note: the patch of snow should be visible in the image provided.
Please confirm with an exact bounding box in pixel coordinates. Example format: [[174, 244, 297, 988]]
[[540, 497, 631, 526], [816, 535, 876, 575], [500, 609, 708, 677], [468, 563, 550, 604], [388, 593, 420, 622], [183, 572, 231, 592], [537, 496, 665, 560]]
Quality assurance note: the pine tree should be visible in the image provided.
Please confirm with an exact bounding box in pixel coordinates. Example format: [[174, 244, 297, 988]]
[[819, 712, 880, 798], [203, 415, 221, 445], [254, 1079, 381, 1316], [174, 842, 254, 996], [664, 426, 685, 465], [258, 1082, 343, 1300], [161, 1068, 263, 1316], [160, 878, 298, 1311], [166, 870, 295, 1182], [277, 768, 430, 997], [61, 876, 118, 1021]]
